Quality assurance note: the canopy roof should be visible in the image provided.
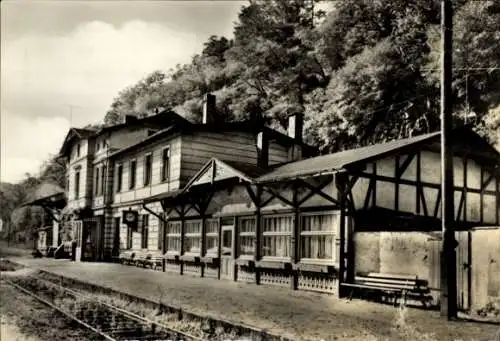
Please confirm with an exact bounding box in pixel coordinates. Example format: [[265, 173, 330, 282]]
[[22, 183, 66, 209]]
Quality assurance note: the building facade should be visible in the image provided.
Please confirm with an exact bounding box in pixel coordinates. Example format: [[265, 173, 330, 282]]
[[57, 95, 500, 309]]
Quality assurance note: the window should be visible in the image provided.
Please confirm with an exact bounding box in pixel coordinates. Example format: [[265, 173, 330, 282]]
[[96, 142, 100, 151], [221, 217, 234, 256], [205, 219, 219, 255], [184, 220, 202, 254], [101, 165, 106, 195], [141, 214, 149, 249], [129, 160, 137, 189], [76, 144, 81, 158], [74, 171, 80, 198], [166, 221, 181, 253], [238, 216, 256, 257], [94, 167, 100, 195], [144, 154, 152, 186], [300, 213, 339, 261], [161, 147, 170, 182], [222, 229, 232, 256], [262, 215, 293, 258], [116, 164, 123, 192]]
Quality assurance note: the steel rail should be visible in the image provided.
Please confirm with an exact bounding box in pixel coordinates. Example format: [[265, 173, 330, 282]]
[[5, 279, 117, 341], [13, 275, 203, 341]]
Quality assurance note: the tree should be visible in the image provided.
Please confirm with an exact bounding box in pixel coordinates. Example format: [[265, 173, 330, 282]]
[[100, 0, 500, 149], [425, 1, 500, 126], [39, 155, 67, 189], [202, 36, 232, 62], [307, 33, 440, 153]]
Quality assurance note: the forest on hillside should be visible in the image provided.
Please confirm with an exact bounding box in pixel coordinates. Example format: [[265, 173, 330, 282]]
[[104, 0, 500, 151], [1, 0, 499, 244]]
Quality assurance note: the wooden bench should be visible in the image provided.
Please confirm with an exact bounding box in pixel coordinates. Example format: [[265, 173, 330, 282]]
[[144, 252, 164, 270], [134, 251, 150, 268], [118, 251, 135, 265], [342, 273, 429, 306]]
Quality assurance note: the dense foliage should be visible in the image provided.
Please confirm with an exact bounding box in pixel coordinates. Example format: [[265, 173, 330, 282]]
[[2, 0, 499, 244], [0, 156, 66, 244], [104, 0, 500, 151]]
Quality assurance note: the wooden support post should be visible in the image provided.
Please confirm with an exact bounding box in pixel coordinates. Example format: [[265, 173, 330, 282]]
[[200, 199, 207, 278], [291, 181, 300, 290], [346, 186, 356, 285], [440, 0, 457, 320], [417, 152, 421, 214], [496, 174, 500, 226], [372, 163, 377, 207], [254, 185, 262, 285], [162, 213, 167, 272], [336, 173, 347, 298], [233, 217, 238, 282], [217, 217, 222, 280], [479, 167, 484, 224], [180, 204, 185, 276], [463, 157, 467, 223], [395, 156, 400, 211]]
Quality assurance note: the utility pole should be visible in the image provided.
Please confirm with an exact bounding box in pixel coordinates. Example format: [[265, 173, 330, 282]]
[[440, 0, 457, 320]]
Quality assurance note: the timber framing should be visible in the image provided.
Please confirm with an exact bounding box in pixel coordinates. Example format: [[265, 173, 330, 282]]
[[353, 172, 498, 197], [141, 204, 167, 224], [108, 126, 499, 300]]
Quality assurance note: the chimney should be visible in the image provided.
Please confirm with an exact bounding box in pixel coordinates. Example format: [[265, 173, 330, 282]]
[[124, 115, 138, 124], [287, 113, 304, 161], [287, 112, 303, 143], [256, 131, 269, 168], [202, 93, 216, 124]]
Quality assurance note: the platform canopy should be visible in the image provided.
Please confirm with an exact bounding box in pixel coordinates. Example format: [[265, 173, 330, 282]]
[[256, 127, 500, 183], [22, 183, 66, 210]]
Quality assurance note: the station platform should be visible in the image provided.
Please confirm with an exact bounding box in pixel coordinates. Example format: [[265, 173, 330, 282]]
[[9, 257, 498, 341]]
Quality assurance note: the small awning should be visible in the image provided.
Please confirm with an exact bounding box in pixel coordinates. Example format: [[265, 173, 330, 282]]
[[22, 183, 66, 209]]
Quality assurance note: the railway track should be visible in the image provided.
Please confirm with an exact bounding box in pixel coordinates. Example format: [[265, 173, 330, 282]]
[[4, 275, 203, 341]]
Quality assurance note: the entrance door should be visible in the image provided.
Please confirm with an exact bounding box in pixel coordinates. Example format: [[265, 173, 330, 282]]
[[82, 220, 95, 261], [74, 221, 83, 261], [456, 231, 471, 312], [220, 224, 234, 280], [112, 217, 121, 258], [82, 218, 101, 261], [427, 232, 471, 311]]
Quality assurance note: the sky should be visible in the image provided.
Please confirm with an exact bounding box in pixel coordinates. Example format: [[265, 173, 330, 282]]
[[0, 0, 247, 184]]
